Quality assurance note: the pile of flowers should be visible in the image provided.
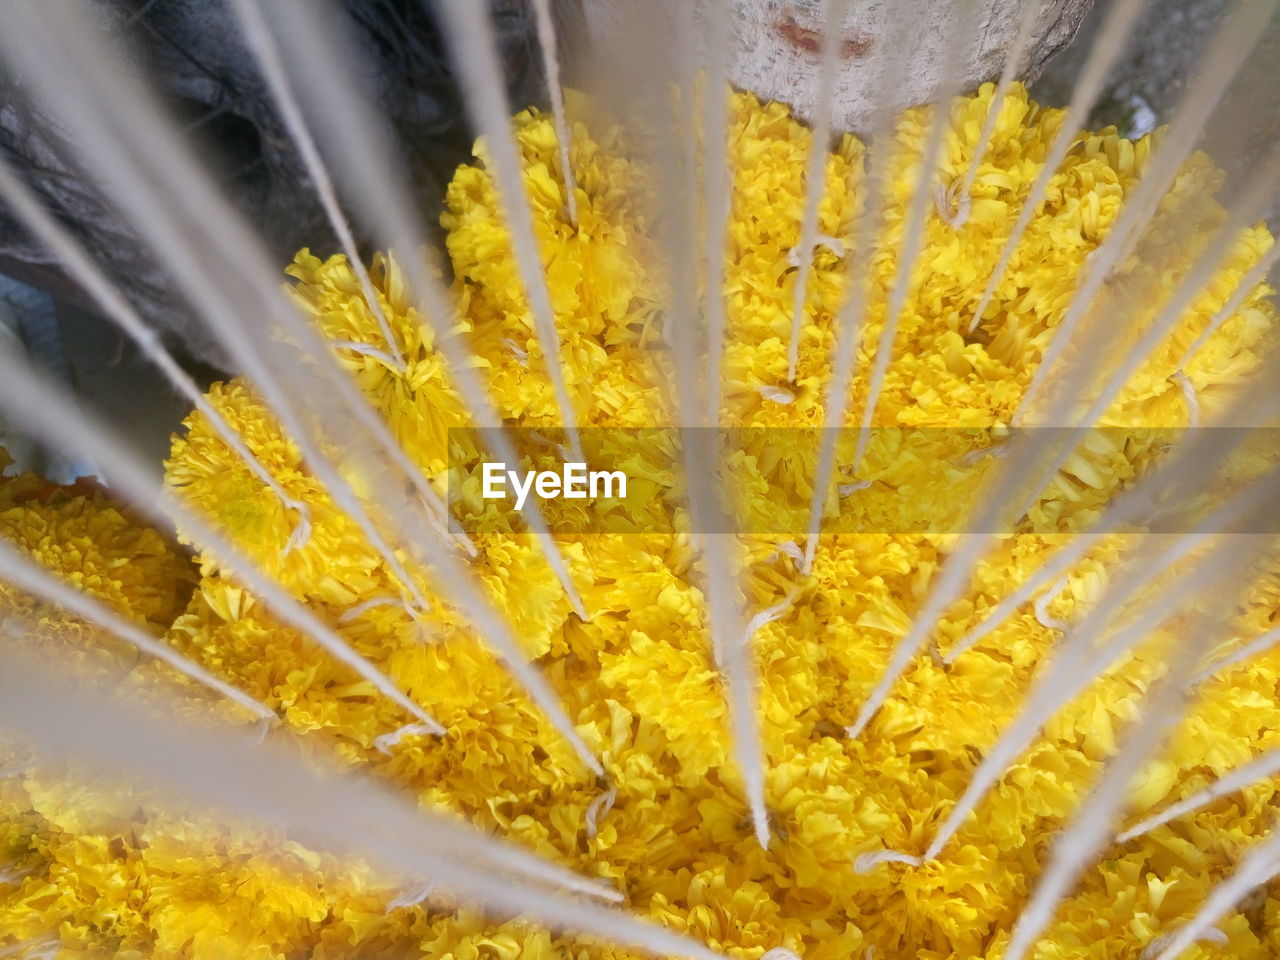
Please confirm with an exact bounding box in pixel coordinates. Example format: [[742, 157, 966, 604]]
[[1, 83, 1278, 959]]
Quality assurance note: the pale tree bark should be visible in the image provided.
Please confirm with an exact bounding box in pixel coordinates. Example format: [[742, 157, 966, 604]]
[[578, 0, 1094, 133]]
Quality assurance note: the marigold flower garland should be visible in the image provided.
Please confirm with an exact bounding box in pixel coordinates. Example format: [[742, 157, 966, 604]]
[[1, 83, 1278, 959]]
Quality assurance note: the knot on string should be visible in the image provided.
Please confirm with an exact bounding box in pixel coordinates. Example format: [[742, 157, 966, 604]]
[[0, 863, 35, 886], [935, 179, 971, 230], [246, 714, 279, 747], [502, 336, 529, 367], [584, 784, 617, 840], [413, 491, 476, 560], [768, 540, 805, 566], [786, 233, 846, 268], [760, 948, 802, 960], [1033, 577, 1071, 632], [838, 479, 872, 496], [1169, 370, 1200, 428], [326, 339, 406, 374], [956, 440, 1012, 467], [853, 849, 923, 874], [1141, 925, 1227, 959], [742, 589, 799, 649], [281, 499, 313, 556], [338, 595, 417, 625], [758, 384, 796, 405], [386, 878, 435, 913], [374, 722, 442, 756], [526, 430, 572, 462]]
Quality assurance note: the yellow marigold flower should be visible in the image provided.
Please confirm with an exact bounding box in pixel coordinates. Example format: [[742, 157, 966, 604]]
[[0, 451, 204, 950], [443, 103, 667, 429], [284, 248, 472, 478], [0, 447, 194, 640], [4, 83, 1279, 960], [165, 379, 390, 607]]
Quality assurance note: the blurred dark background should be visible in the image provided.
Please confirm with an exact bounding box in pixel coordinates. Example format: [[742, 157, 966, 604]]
[[0, 0, 560, 474]]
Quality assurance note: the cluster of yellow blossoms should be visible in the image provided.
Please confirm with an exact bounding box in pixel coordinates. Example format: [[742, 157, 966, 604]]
[[2, 83, 1279, 959]]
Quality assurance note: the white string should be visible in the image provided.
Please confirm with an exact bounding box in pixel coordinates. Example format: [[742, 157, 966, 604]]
[[530, 0, 578, 226], [1032, 573, 1071, 631], [1003, 600, 1230, 960], [584, 785, 617, 839], [758, 385, 797, 404], [799, 3, 923, 575], [1117, 745, 1280, 842], [944, 383, 1280, 666], [1189, 624, 1280, 688], [338, 596, 414, 625], [853, 849, 923, 873], [386, 878, 436, 912], [852, 390, 1277, 733], [787, 0, 851, 383], [228, 0, 406, 372], [947, 540, 1087, 663], [939, 0, 1047, 229], [702, 0, 734, 427], [256, 0, 587, 620], [799, 133, 891, 579], [0, 542, 276, 723], [1178, 242, 1280, 370], [1147, 824, 1280, 960], [436, 0, 584, 463], [0, 4, 442, 616], [1001, 149, 1280, 520], [651, 0, 768, 848], [845, 527, 991, 737], [1142, 926, 1228, 960], [925, 481, 1278, 861], [966, 0, 1158, 334], [0, 661, 718, 946], [0, 160, 314, 556], [373, 723, 440, 756], [912, 133, 1280, 680], [1170, 370, 1200, 428], [1059, 145, 1279, 429], [0, 346, 445, 739], [787, 234, 845, 268], [326, 340, 405, 370], [852, 0, 988, 472], [5, 3, 608, 776], [772, 541, 806, 565], [741, 590, 798, 648], [1013, 0, 1279, 424], [0, 938, 58, 960]]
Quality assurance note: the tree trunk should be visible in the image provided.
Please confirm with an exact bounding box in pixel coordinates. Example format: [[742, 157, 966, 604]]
[[577, 0, 1094, 134]]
